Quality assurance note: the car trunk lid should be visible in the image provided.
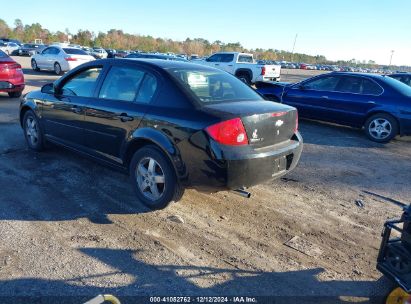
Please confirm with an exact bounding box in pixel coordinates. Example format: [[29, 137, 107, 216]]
[[203, 100, 297, 148]]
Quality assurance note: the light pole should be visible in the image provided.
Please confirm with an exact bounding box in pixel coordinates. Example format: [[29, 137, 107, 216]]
[[290, 33, 298, 62], [389, 50, 394, 66]]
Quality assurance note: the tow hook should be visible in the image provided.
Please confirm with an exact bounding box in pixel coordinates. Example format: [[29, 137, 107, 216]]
[[231, 188, 251, 198]]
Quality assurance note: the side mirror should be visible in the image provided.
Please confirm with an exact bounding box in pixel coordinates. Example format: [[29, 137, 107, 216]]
[[41, 83, 55, 94], [205, 57, 211, 62]]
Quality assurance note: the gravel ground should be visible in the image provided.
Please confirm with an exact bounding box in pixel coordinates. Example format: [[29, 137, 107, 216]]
[[0, 57, 409, 303]]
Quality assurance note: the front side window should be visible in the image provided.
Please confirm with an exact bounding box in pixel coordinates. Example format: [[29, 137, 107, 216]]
[[61, 67, 102, 97], [304, 76, 340, 91], [99, 66, 145, 102], [207, 54, 221, 62], [168, 68, 262, 104]]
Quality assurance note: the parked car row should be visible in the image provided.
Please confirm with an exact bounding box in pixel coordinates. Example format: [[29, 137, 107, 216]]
[[255, 72, 411, 143]]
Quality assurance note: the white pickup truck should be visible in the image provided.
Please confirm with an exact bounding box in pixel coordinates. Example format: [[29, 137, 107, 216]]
[[196, 52, 281, 84]]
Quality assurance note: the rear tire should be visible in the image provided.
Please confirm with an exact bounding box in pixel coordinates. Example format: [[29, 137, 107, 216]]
[[364, 113, 398, 143], [31, 59, 40, 71], [237, 73, 252, 86], [129, 145, 184, 210], [54, 62, 63, 75], [8, 91, 22, 98], [23, 110, 45, 151]]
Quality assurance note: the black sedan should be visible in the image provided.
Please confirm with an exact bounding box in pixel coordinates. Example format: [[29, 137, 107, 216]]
[[256, 72, 411, 143], [20, 59, 302, 209]]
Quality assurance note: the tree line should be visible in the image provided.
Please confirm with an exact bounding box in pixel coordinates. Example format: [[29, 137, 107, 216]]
[[0, 18, 408, 70]]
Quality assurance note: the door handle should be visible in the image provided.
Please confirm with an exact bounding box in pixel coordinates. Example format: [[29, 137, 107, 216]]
[[321, 96, 329, 99], [117, 113, 134, 122], [228, 64, 233, 67], [71, 106, 82, 114], [367, 101, 376, 104], [215, 64, 220, 66]]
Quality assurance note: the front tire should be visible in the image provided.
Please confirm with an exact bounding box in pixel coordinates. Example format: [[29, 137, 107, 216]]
[[23, 110, 44, 151], [8, 91, 22, 98], [364, 113, 398, 143], [54, 62, 63, 75], [129, 145, 184, 210], [31, 59, 40, 71]]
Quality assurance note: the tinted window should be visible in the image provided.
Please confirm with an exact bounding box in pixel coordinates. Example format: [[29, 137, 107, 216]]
[[390, 75, 411, 86], [207, 54, 221, 62], [50, 47, 60, 55], [338, 77, 362, 94], [304, 76, 340, 91], [63, 48, 87, 55], [221, 54, 234, 62], [384, 76, 411, 97], [62, 67, 102, 97], [361, 78, 383, 95], [238, 55, 253, 63], [42, 48, 52, 55], [0, 50, 7, 58], [99, 66, 145, 102], [168, 68, 263, 104], [136, 74, 158, 103]]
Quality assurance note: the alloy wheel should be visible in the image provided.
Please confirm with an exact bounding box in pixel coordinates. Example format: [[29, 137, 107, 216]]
[[136, 157, 166, 201], [368, 118, 392, 140], [26, 116, 39, 146]]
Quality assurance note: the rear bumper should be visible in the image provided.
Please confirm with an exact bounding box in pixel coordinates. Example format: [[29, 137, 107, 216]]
[[0, 81, 24, 93], [182, 132, 303, 192]]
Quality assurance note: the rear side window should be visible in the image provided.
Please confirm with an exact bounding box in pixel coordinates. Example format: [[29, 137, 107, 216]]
[[237, 55, 253, 63], [136, 74, 158, 103], [361, 78, 383, 95], [304, 76, 340, 91], [221, 54, 234, 62], [338, 77, 363, 94], [62, 67, 102, 97], [99, 66, 145, 102], [63, 48, 88, 55]]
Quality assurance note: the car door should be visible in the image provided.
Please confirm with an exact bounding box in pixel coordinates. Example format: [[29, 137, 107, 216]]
[[204, 54, 221, 68], [218, 54, 235, 74], [315, 76, 382, 126], [283, 75, 341, 120], [36, 47, 52, 68], [45, 47, 60, 69], [82, 64, 158, 164], [41, 65, 104, 148]]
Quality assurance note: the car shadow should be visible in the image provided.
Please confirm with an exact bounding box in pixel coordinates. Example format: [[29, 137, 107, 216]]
[[299, 119, 410, 148], [22, 68, 59, 77], [0, 247, 393, 303], [0, 142, 153, 224]]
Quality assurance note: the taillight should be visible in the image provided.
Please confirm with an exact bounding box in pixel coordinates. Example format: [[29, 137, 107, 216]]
[[205, 118, 248, 146], [271, 111, 286, 117], [261, 66, 266, 75], [65, 57, 77, 61], [294, 112, 299, 133]]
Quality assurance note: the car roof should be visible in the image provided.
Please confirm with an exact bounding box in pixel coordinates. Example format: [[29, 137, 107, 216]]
[[120, 58, 216, 70], [389, 73, 411, 76], [329, 71, 388, 79]]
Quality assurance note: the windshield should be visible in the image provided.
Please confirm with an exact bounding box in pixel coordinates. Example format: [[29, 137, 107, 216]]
[[168, 68, 263, 104], [63, 48, 88, 55], [383, 75, 411, 97]]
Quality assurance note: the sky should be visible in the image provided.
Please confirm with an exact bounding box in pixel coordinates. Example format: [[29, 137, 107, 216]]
[[3, 0, 411, 66]]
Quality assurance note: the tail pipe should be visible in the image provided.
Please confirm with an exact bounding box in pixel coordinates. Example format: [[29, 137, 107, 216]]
[[231, 188, 251, 198]]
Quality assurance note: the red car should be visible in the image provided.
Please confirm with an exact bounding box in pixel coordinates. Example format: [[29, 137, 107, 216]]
[[0, 50, 24, 98]]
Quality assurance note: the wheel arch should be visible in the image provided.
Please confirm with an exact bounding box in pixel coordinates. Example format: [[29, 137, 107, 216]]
[[364, 110, 400, 130], [122, 128, 186, 180], [235, 68, 253, 80], [20, 103, 39, 127]]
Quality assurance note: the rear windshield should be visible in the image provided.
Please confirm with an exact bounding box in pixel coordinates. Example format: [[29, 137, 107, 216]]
[[168, 68, 263, 104], [63, 48, 88, 55], [383, 75, 411, 97]]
